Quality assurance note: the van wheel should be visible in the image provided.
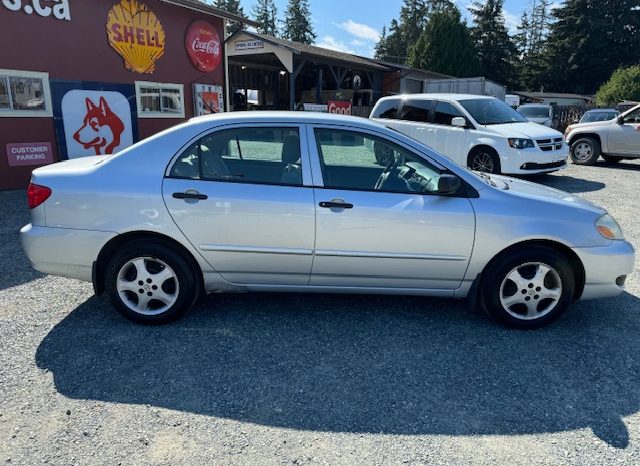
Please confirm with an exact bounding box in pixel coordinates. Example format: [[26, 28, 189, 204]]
[[468, 148, 500, 174], [374, 142, 395, 166], [571, 137, 600, 165], [104, 240, 199, 324], [481, 246, 575, 329]]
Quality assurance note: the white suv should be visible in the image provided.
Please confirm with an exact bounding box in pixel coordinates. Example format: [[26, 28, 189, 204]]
[[370, 94, 568, 175], [565, 105, 640, 165]]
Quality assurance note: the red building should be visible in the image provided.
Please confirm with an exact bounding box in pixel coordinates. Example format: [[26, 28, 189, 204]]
[[0, 0, 253, 190]]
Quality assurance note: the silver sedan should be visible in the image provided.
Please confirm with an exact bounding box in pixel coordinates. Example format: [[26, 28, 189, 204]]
[[20, 112, 634, 329]]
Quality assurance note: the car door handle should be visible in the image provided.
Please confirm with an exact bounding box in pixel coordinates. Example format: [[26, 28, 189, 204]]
[[319, 201, 353, 209], [173, 192, 208, 201]]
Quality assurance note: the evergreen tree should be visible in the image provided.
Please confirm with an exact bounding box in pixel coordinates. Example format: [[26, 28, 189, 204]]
[[375, 1, 428, 64], [427, 0, 457, 15], [597, 66, 640, 105], [374, 19, 405, 63], [543, 0, 640, 94], [409, 8, 481, 77], [282, 0, 316, 44], [469, 0, 517, 87], [212, 0, 246, 34], [252, 0, 278, 36]]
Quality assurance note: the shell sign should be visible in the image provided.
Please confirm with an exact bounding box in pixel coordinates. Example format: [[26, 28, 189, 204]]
[[106, 0, 165, 74]]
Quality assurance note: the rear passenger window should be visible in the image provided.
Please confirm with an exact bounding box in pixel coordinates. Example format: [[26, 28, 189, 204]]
[[398, 99, 433, 123], [373, 99, 400, 119], [434, 101, 464, 126], [169, 127, 303, 186]]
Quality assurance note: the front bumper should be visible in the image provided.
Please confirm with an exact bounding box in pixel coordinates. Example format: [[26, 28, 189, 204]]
[[574, 240, 635, 300], [20, 224, 116, 282], [500, 148, 569, 175]]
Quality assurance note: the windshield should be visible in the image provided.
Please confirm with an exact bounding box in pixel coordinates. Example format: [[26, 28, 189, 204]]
[[459, 98, 528, 125], [580, 111, 618, 123], [518, 106, 551, 119]]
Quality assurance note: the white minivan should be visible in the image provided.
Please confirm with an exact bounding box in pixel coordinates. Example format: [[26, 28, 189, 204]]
[[370, 94, 568, 175]]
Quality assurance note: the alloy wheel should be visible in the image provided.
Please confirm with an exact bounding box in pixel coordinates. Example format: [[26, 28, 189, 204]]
[[116, 257, 179, 315], [499, 262, 563, 321], [471, 152, 495, 173]]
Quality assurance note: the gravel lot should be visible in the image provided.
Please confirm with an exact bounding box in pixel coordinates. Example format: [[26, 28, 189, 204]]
[[1, 160, 640, 465]]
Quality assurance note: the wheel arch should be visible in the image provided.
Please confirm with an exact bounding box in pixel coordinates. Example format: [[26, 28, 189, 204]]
[[93, 231, 204, 296], [568, 132, 602, 149], [467, 144, 501, 169], [477, 239, 586, 302]]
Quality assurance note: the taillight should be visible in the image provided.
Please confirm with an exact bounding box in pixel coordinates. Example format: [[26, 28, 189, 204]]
[[27, 183, 52, 209]]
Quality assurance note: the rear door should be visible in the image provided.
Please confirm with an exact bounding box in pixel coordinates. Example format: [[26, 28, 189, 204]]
[[308, 125, 476, 291], [162, 124, 315, 285]]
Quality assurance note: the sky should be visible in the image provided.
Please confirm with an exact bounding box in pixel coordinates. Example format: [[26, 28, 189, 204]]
[[237, 0, 552, 57]]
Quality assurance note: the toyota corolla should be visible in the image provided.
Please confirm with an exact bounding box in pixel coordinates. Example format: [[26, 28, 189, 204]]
[[20, 112, 634, 329]]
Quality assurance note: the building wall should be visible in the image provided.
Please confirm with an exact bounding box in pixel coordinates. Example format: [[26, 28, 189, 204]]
[[0, 0, 225, 190]]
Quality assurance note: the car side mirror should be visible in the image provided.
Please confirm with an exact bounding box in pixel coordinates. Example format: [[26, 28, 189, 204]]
[[438, 174, 462, 196], [451, 117, 467, 128], [617, 116, 624, 124]]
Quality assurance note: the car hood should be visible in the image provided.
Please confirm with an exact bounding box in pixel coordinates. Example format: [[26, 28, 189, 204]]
[[525, 117, 551, 124], [569, 120, 610, 130], [490, 175, 605, 215], [486, 122, 562, 139]]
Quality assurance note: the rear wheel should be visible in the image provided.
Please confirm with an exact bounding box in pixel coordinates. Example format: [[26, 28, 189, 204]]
[[468, 148, 501, 174], [104, 240, 199, 324], [570, 137, 600, 165], [481, 246, 576, 329]]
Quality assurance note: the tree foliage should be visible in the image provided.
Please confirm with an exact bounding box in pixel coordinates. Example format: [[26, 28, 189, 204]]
[[409, 8, 481, 77], [213, 0, 246, 34], [543, 0, 640, 94], [596, 66, 640, 106], [469, 0, 517, 86], [252, 0, 278, 37], [282, 0, 316, 44]]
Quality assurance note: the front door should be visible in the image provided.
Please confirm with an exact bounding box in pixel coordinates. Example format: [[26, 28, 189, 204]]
[[309, 127, 476, 291], [163, 125, 315, 285], [608, 107, 640, 155]]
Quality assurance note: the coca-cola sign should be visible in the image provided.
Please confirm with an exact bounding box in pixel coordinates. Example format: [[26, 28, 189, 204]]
[[185, 20, 222, 73]]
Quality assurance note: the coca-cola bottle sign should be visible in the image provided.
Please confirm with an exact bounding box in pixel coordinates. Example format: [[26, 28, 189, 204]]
[[185, 20, 222, 72]]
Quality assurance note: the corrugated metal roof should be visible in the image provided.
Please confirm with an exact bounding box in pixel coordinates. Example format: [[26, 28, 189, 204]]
[[228, 30, 390, 71], [159, 0, 260, 27]]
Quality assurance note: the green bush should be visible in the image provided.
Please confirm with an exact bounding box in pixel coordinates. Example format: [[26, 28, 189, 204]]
[[596, 66, 640, 106]]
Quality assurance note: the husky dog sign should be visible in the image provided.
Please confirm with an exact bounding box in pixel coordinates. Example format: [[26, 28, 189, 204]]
[[61, 90, 134, 159]]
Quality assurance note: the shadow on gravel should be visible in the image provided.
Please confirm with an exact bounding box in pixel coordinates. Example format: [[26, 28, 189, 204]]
[[522, 174, 605, 194], [0, 190, 45, 290], [36, 292, 640, 448], [592, 160, 640, 172]]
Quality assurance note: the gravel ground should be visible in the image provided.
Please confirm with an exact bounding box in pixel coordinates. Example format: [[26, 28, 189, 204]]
[[1, 160, 640, 465]]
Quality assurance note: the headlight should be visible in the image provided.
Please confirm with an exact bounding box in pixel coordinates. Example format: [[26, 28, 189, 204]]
[[595, 214, 625, 240], [508, 138, 535, 149]]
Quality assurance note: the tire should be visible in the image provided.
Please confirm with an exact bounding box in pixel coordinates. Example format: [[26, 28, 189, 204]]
[[481, 246, 576, 329], [570, 137, 600, 165], [468, 148, 501, 174], [104, 240, 200, 324], [374, 141, 395, 166], [601, 154, 621, 164]]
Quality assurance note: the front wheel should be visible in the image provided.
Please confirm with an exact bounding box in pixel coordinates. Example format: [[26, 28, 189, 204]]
[[468, 149, 501, 174], [570, 137, 600, 165], [104, 240, 199, 324], [481, 246, 576, 329]]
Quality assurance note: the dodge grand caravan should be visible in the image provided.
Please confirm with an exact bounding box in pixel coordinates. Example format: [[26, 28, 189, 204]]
[[371, 94, 568, 175]]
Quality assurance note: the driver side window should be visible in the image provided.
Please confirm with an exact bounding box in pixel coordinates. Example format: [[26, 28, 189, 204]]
[[314, 128, 442, 195], [623, 109, 640, 124]]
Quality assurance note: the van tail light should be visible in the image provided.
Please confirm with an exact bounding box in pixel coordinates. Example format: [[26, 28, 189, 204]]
[[27, 183, 52, 209]]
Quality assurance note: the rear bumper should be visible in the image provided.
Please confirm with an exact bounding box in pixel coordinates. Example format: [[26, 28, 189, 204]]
[[574, 240, 636, 300], [20, 224, 116, 282]]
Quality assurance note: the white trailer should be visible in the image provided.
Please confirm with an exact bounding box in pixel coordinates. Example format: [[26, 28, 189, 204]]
[[424, 77, 506, 101]]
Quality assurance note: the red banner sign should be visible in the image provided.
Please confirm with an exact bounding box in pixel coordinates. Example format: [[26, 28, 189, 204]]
[[328, 100, 352, 115], [185, 20, 222, 72], [6, 142, 54, 167]]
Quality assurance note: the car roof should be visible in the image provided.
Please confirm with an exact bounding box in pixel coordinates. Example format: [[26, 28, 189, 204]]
[[376, 93, 496, 102], [518, 104, 550, 107], [189, 111, 387, 130], [584, 108, 617, 113]]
